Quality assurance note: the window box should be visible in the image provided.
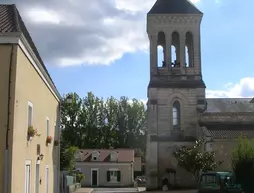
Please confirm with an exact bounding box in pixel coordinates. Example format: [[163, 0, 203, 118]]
[[27, 126, 40, 140]]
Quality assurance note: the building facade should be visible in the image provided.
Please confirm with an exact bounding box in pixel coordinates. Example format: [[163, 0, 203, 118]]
[[0, 4, 61, 193], [75, 149, 141, 187], [145, 0, 254, 190]]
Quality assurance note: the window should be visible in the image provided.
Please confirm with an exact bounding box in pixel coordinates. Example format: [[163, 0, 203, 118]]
[[25, 160, 31, 193], [107, 170, 121, 182], [200, 174, 217, 184], [45, 165, 49, 193], [206, 143, 213, 152], [172, 101, 180, 127], [28, 102, 33, 127], [110, 152, 118, 161], [46, 118, 49, 136], [91, 151, 99, 161]]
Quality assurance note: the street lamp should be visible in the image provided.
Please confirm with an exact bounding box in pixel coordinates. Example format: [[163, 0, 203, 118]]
[[66, 94, 73, 104]]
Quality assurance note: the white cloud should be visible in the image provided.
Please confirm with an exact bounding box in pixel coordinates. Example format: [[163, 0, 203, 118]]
[[206, 77, 254, 98], [27, 8, 61, 24], [0, 0, 202, 67]]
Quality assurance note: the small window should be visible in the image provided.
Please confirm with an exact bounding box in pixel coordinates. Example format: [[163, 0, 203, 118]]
[[46, 118, 49, 136], [91, 151, 99, 161], [28, 102, 33, 127]]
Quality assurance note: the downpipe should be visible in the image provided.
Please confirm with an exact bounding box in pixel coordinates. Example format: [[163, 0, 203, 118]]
[[4, 45, 14, 193]]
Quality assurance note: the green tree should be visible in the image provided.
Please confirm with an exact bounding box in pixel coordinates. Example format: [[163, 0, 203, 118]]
[[173, 140, 223, 182], [60, 144, 78, 171], [60, 92, 147, 152], [231, 136, 254, 193]]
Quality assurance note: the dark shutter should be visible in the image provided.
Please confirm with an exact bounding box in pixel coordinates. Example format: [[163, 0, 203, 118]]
[[117, 171, 121, 182], [107, 171, 110, 182]]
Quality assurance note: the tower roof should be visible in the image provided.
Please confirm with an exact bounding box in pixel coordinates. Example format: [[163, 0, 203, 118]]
[[148, 0, 203, 15]]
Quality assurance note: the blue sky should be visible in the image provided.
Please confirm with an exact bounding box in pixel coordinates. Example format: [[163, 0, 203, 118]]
[[10, 0, 254, 100]]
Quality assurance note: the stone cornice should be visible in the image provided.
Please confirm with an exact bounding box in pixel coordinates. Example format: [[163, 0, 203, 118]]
[[201, 112, 254, 116]]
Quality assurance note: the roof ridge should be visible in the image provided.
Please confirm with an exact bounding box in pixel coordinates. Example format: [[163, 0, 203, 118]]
[[11, 4, 21, 32]]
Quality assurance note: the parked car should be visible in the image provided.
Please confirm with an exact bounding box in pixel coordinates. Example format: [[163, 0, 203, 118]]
[[198, 171, 243, 193]]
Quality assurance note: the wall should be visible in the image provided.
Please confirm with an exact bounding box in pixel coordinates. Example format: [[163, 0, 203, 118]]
[[211, 139, 237, 171], [134, 157, 141, 171], [76, 163, 133, 187], [0, 44, 18, 193], [9, 45, 60, 193], [146, 87, 205, 189]]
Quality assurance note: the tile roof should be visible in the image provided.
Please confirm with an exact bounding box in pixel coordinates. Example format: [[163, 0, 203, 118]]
[[76, 149, 135, 163], [201, 126, 254, 140], [0, 4, 59, 96], [207, 129, 254, 139], [205, 98, 254, 113], [148, 0, 202, 15]]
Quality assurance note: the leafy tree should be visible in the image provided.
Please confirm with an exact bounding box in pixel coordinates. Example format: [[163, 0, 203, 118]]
[[172, 140, 223, 182], [60, 92, 147, 153], [231, 136, 254, 193], [60, 144, 78, 171]]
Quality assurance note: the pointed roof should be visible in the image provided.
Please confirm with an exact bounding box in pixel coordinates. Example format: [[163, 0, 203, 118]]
[[148, 0, 202, 15]]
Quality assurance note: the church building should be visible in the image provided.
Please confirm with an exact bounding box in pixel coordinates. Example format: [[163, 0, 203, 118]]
[[145, 0, 254, 190]]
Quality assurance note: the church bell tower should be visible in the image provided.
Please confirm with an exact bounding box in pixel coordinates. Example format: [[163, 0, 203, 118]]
[[146, 0, 206, 190]]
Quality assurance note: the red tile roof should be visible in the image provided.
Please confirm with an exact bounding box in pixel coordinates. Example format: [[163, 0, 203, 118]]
[[76, 149, 135, 163]]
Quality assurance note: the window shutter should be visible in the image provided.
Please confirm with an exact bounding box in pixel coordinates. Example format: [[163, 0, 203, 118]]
[[107, 171, 110, 182], [117, 171, 121, 182]]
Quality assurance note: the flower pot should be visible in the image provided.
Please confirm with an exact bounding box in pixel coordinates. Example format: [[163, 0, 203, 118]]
[[46, 136, 53, 144]]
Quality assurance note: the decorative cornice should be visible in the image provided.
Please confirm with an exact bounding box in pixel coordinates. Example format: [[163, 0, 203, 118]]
[[201, 112, 254, 116]]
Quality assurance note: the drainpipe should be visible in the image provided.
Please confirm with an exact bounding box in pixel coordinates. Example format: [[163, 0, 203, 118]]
[[57, 103, 61, 193], [4, 45, 14, 193]]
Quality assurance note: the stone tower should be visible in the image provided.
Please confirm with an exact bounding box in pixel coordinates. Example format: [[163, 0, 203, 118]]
[[146, 0, 207, 190]]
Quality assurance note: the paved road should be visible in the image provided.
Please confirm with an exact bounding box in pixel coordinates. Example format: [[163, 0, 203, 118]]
[[74, 187, 197, 193], [92, 188, 139, 193]]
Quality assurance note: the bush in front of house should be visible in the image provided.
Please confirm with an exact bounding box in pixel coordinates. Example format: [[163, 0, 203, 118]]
[[76, 171, 85, 183]]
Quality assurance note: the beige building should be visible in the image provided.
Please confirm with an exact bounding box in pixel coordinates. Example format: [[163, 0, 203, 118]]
[[75, 149, 141, 187], [0, 4, 61, 193], [145, 0, 254, 190]]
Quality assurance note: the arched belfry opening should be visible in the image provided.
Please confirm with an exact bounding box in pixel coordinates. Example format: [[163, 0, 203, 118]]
[[172, 100, 180, 129], [185, 31, 194, 67], [171, 32, 180, 68], [157, 31, 166, 68]]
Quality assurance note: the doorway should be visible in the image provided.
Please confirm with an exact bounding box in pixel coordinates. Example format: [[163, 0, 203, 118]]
[[25, 160, 31, 193], [35, 163, 40, 193], [91, 169, 98, 186]]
